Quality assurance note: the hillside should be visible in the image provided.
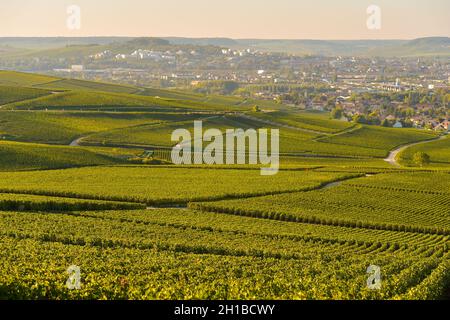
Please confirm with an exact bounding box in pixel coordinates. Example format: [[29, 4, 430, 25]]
[[367, 37, 450, 57], [0, 141, 124, 171], [0, 70, 450, 300], [1, 37, 449, 57]]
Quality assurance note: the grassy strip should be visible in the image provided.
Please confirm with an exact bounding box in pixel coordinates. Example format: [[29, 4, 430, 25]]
[[0, 193, 144, 211]]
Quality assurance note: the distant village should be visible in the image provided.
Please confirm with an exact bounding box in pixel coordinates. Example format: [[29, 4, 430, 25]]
[[4, 41, 448, 132]]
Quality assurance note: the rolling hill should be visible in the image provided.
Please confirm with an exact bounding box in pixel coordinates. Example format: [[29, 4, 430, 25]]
[[1, 37, 449, 57], [0, 70, 450, 300]]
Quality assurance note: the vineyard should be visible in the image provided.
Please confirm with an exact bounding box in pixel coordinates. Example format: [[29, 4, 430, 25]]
[[319, 125, 437, 155], [0, 110, 201, 144], [399, 136, 450, 165], [0, 141, 124, 171], [190, 172, 450, 234], [0, 167, 355, 205], [247, 110, 354, 133], [0, 85, 51, 105], [0, 71, 449, 300]]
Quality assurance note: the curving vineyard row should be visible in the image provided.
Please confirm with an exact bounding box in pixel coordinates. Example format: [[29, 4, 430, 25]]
[[0, 208, 448, 299], [190, 172, 450, 234], [0, 193, 144, 211], [0, 167, 358, 205]]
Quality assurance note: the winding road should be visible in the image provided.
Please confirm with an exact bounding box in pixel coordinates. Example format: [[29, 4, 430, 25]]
[[384, 135, 446, 166], [69, 137, 83, 146]]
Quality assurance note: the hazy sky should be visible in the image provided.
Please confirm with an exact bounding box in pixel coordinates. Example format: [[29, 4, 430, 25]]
[[0, 0, 449, 39]]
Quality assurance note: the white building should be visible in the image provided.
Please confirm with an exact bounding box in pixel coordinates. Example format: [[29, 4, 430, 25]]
[[393, 121, 403, 128], [71, 65, 84, 72]]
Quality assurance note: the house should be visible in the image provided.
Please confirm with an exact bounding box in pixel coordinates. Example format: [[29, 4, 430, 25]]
[[385, 115, 396, 122], [71, 65, 84, 72], [434, 120, 449, 132], [309, 102, 326, 111], [393, 121, 403, 128]]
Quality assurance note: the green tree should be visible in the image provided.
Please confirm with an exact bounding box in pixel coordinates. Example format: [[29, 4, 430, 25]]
[[413, 152, 431, 167], [330, 107, 343, 119], [352, 114, 367, 124], [381, 119, 391, 127]]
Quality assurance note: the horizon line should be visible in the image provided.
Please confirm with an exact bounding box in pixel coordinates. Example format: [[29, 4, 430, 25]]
[[0, 35, 449, 41]]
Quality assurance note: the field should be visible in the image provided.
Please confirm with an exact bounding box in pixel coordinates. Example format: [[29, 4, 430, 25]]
[[248, 110, 355, 133], [0, 111, 202, 144], [34, 79, 140, 94], [398, 135, 450, 165], [0, 71, 449, 300], [0, 167, 354, 205], [0, 70, 59, 87], [191, 172, 450, 233], [0, 141, 124, 171], [319, 126, 437, 156], [0, 86, 51, 105]]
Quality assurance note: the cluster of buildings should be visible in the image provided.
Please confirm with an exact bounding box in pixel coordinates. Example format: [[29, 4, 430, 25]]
[[90, 49, 178, 61], [24, 43, 449, 133], [331, 95, 450, 131]]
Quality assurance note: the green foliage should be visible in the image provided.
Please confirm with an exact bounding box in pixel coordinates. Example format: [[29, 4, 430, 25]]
[[413, 152, 431, 167], [0, 70, 58, 87], [0, 86, 51, 105], [4, 89, 255, 112], [0, 141, 123, 171], [0, 71, 449, 300], [35, 79, 139, 94], [193, 172, 450, 235], [0, 206, 447, 299], [193, 81, 240, 95], [249, 110, 353, 133], [330, 107, 343, 119], [381, 119, 391, 127], [320, 125, 436, 155], [0, 111, 195, 144], [399, 136, 450, 165], [0, 167, 350, 205], [352, 114, 367, 124], [0, 193, 144, 211]]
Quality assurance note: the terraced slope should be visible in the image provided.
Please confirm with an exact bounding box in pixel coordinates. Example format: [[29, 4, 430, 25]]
[[0, 141, 124, 171], [0, 167, 354, 205]]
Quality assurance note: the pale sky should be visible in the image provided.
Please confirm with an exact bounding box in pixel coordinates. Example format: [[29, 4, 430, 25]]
[[0, 0, 449, 39]]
